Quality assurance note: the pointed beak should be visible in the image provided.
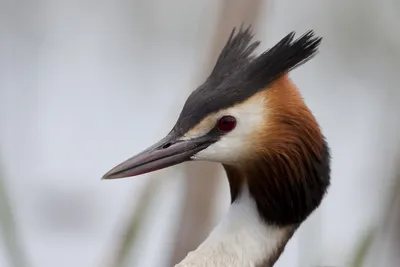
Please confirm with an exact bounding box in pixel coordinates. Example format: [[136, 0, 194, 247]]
[[102, 134, 212, 180]]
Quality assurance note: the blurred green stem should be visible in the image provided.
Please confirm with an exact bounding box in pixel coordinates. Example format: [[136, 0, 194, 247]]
[[0, 158, 30, 267], [106, 178, 160, 267], [349, 229, 375, 267]]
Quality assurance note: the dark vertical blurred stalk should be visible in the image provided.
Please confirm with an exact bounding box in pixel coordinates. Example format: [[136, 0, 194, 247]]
[[168, 0, 262, 265], [0, 157, 30, 267]]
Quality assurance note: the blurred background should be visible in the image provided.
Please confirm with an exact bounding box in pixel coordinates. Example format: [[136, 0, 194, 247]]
[[1, 0, 400, 266]]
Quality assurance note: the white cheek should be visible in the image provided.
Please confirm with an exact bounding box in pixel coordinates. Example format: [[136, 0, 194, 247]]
[[191, 99, 265, 164], [191, 135, 246, 163]]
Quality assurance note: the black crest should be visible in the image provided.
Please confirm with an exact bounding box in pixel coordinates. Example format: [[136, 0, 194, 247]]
[[205, 26, 260, 89], [172, 25, 322, 135]]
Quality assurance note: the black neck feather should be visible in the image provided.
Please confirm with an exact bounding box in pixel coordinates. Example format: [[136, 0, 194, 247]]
[[223, 139, 331, 227]]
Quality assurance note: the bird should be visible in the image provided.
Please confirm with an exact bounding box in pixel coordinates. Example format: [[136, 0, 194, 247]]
[[102, 26, 331, 267]]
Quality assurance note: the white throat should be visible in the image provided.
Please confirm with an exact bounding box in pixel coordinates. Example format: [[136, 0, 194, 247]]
[[175, 186, 294, 267]]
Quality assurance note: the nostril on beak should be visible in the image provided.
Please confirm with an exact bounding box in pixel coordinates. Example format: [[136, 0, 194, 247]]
[[162, 142, 172, 149]]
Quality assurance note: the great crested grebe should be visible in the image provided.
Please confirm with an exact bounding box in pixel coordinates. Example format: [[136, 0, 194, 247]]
[[103, 26, 331, 267]]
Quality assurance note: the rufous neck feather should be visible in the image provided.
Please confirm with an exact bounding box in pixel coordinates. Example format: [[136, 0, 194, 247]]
[[232, 75, 331, 227]]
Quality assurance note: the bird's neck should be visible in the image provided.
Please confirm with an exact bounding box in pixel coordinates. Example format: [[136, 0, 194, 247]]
[[175, 141, 329, 267], [175, 185, 296, 267]]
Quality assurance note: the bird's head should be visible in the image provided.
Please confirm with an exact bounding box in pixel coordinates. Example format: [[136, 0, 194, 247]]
[[103, 26, 330, 226]]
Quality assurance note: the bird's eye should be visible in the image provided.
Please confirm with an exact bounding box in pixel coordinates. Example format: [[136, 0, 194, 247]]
[[217, 115, 236, 132]]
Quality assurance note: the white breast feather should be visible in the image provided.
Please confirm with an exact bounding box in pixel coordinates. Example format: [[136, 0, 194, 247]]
[[174, 186, 290, 267]]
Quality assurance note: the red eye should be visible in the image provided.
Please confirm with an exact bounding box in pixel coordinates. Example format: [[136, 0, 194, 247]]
[[217, 115, 236, 132]]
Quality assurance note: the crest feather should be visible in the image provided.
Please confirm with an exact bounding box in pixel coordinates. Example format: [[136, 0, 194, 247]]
[[208, 25, 260, 85], [241, 30, 322, 90]]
